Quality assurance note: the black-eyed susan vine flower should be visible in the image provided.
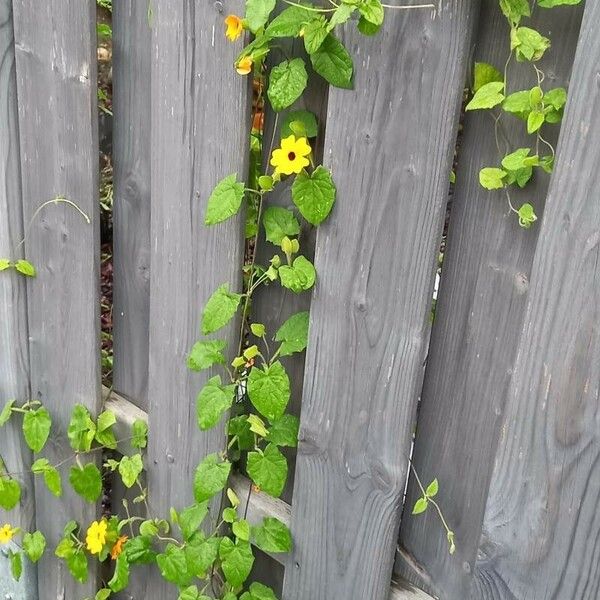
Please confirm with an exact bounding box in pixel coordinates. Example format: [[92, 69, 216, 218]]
[[110, 534, 128, 560], [224, 15, 244, 41], [0, 523, 17, 544], [85, 519, 107, 555], [270, 135, 312, 176], [236, 56, 253, 76]]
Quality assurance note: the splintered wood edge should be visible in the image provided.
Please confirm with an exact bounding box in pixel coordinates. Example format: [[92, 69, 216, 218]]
[[102, 388, 435, 600]]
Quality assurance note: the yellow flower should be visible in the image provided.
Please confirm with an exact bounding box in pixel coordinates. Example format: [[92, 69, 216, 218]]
[[85, 519, 108, 555], [224, 15, 244, 41], [110, 535, 128, 560], [0, 524, 16, 544], [236, 56, 253, 76], [270, 135, 312, 175]]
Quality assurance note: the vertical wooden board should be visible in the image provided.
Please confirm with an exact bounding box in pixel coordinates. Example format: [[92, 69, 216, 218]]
[[396, 3, 583, 598], [146, 0, 250, 597], [282, 4, 478, 599], [12, 1, 101, 598], [0, 1, 36, 597], [470, 4, 600, 597], [112, 0, 152, 410]]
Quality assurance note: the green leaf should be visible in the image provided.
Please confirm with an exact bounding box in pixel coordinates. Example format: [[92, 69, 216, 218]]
[[502, 90, 531, 119], [303, 17, 328, 54], [0, 476, 21, 509], [0, 258, 11, 271], [0, 399, 14, 426], [9, 550, 22, 581], [247, 361, 290, 421], [527, 110, 545, 133], [178, 503, 209, 541], [539, 155, 555, 173], [292, 165, 336, 225], [194, 454, 231, 503], [412, 497, 429, 515], [205, 174, 245, 226], [279, 256, 316, 293], [185, 536, 220, 577], [95, 409, 117, 450], [511, 27, 550, 62], [501, 148, 538, 171], [14, 259, 36, 277], [22, 407, 51, 453], [232, 519, 251, 541], [268, 58, 308, 112], [219, 537, 254, 588], [327, 4, 355, 29], [250, 322, 266, 337], [466, 81, 505, 110], [357, 16, 381, 35], [479, 167, 507, 190], [245, 0, 276, 32], [32, 458, 62, 497], [96, 589, 112, 600], [124, 535, 156, 565], [179, 586, 201, 600], [131, 419, 148, 449], [247, 443, 288, 497], [266, 414, 300, 447], [242, 583, 278, 600], [262, 207, 301, 245], [229, 416, 254, 450], [252, 517, 292, 553], [67, 404, 97, 452], [358, 0, 384, 25], [275, 311, 309, 357], [425, 479, 439, 498], [119, 454, 144, 488], [201, 283, 242, 335], [544, 87, 567, 111], [517, 203, 537, 228], [69, 463, 102, 502], [108, 553, 130, 592], [473, 62, 503, 93], [197, 375, 235, 430], [23, 531, 46, 563], [310, 34, 353, 89], [67, 548, 88, 583], [187, 340, 227, 371], [265, 6, 312, 37], [538, 0, 581, 6], [499, 0, 530, 24], [157, 544, 191, 586]]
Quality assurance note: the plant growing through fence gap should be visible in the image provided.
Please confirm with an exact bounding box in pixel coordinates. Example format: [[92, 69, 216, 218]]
[[466, 0, 582, 228], [0, 0, 461, 597]]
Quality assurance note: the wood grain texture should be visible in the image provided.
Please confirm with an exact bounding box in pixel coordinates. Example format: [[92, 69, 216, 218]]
[[396, 3, 583, 598], [282, 4, 478, 599], [11, 1, 101, 597], [112, 0, 152, 410], [145, 1, 250, 597], [470, 3, 600, 597], [0, 1, 36, 597]]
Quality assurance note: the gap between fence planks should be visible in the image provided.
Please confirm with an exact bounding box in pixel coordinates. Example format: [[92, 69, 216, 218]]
[[11, 1, 101, 598], [396, 2, 584, 597], [103, 389, 436, 600]]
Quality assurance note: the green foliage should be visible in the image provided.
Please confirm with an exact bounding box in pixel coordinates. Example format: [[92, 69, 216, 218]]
[[201, 284, 242, 335], [22, 407, 51, 453], [205, 174, 245, 226], [268, 58, 308, 112], [69, 463, 102, 502], [247, 443, 288, 497], [187, 340, 227, 371], [291, 165, 336, 225], [310, 34, 353, 89]]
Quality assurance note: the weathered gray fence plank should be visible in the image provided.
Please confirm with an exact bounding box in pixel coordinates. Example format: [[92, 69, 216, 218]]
[[145, 0, 250, 597], [397, 3, 583, 597], [469, 3, 600, 597], [11, 1, 101, 597], [282, 4, 479, 599], [112, 0, 152, 410], [0, 2, 35, 597]]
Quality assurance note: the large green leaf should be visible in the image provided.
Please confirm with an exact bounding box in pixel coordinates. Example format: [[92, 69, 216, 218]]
[[245, 0, 276, 32], [22, 407, 51, 453], [67, 404, 96, 452], [266, 414, 300, 447], [205, 174, 245, 226], [466, 81, 505, 110], [358, 0, 384, 25], [196, 375, 235, 430], [219, 538, 254, 588], [201, 284, 242, 335], [268, 58, 308, 112], [194, 454, 231, 503], [118, 454, 144, 488], [310, 34, 353, 89], [278, 256, 316, 293], [265, 6, 312, 37], [0, 476, 21, 509], [22, 531, 46, 563], [291, 165, 336, 225], [95, 409, 117, 449], [69, 463, 102, 502], [157, 544, 191, 586], [187, 340, 227, 371], [252, 517, 292, 553], [275, 311, 309, 356], [262, 206, 300, 245], [247, 443, 288, 497], [247, 361, 290, 421]]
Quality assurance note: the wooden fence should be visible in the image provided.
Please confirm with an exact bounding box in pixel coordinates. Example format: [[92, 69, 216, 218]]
[[1, 0, 598, 599]]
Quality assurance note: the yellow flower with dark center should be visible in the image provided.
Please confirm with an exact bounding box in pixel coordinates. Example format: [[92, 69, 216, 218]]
[[85, 519, 108, 555], [224, 15, 244, 41], [110, 535, 128, 560], [270, 135, 312, 175], [0, 524, 16, 544], [236, 56, 253, 76]]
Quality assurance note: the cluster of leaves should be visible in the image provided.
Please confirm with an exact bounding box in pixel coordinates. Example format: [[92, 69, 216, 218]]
[[465, 0, 581, 228], [0, 257, 36, 277]]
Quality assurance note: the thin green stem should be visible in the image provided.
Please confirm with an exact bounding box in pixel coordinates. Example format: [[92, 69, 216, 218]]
[[282, 0, 337, 11], [380, 2, 435, 8]]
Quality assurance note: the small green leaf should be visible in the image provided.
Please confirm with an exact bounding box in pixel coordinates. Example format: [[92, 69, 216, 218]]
[[281, 110, 318, 140], [205, 174, 245, 226], [262, 206, 301, 245], [327, 4, 355, 29], [197, 375, 235, 430], [425, 478, 439, 498], [96, 589, 112, 600], [219, 538, 254, 588], [67, 404, 97, 452], [473, 62, 503, 93], [275, 311, 309, 357], [245, 0, 276, 32], [247, 361, 291, 421], [511, 27, 550, 62], [479, 167, 507, 190], [32, 458, 62, 497], [0, 399, 15, 426], [499, 0, 530, 24], [466, 81, 505, 110], [178, 586, 200, 600], [252, 517, 292, 553], [9, 550, 22, 581], [185, 535, 220, 578], [250, 322, 266, 337], [266, 414, 300, 447], [194, 454, 231, 503], [412, 497, 429, 515], [187, 340, 227, 371], [119, 454, 144, 488], [357, 16, 381, 36], [0, 258, 11, 271], [247, 443, 288, 497], [358, 0, 384, 26], [232, 519, 251, 541], [0, 476, 21, 509], [23, 531, 46, 563], [268, 58, 308, 112], [67, 548, 89, 583], [292, 165, 336, 226], [538, 0, 581, 7], [310, 34, 353, 89], [179, 503, 209, 541], [131, 419, 148, 449], [279, 256, 316, 293], [124, 535, 156, 565], [14, 259, 36, 277], [527, 110, 545, 133], [22, 407, 51, 453], [503, 90, 531, 120], [95, 409, 117, 450], [501, 148, 537, 171], [201, 283, 242, 335], [69, 463, 102, 502], [517, 203, 537, 229]]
